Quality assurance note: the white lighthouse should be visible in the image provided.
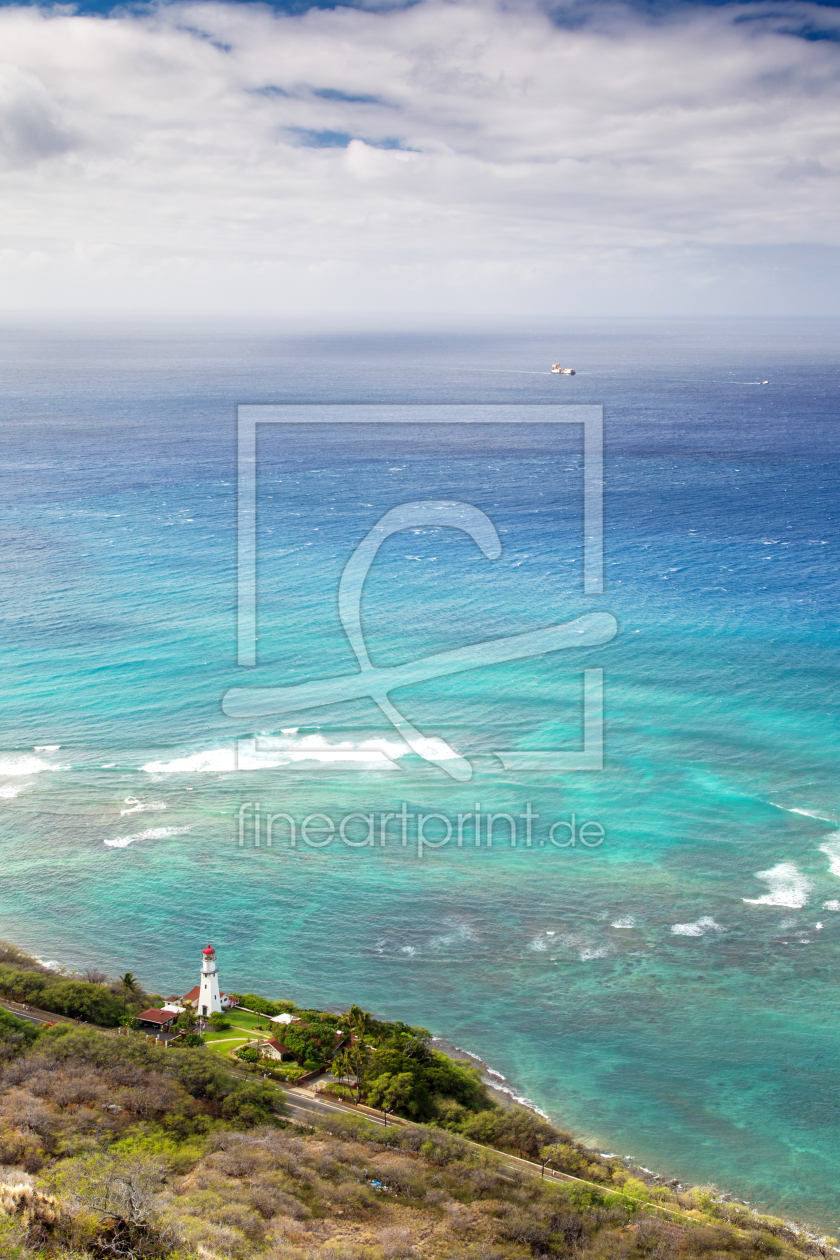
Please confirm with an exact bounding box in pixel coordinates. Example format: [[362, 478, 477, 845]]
[[198, 944, 222, 1017]]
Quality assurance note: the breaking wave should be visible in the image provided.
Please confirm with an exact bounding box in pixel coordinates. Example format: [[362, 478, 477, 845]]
[[671, 916, 724, 937], [104, 825, 192, 849], [0, 755, 55, 776], [120, 799, 167, 816], [743, 863, 811, 908], [141, 734, 407, 774], [818, 832, 840, 877]]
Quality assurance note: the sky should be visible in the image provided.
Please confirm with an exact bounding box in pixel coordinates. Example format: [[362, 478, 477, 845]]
[[1, 0, 839, 317]]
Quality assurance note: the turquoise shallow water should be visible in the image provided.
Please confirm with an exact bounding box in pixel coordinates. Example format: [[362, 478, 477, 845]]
[[1, 319, 838, 1227]]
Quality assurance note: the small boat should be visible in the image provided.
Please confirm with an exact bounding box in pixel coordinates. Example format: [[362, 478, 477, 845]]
[[551, 364, 575, 375]]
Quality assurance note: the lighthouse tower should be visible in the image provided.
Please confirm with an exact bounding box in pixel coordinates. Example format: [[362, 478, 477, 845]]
[[198, 944, 222, 1017]]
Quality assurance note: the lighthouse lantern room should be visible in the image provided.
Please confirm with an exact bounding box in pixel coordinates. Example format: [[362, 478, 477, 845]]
[[198, 944, 222, 1017]]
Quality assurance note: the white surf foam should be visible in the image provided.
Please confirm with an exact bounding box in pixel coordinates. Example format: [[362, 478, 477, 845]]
[[823, 900, 840, 911], [743, 862, 811, 908], [579, 946, 610, 960], [0, 755, 54, 776], [430, 922, 476, 949], [671, 916, 724, 937], [0, 783, 25, 799], [104, 825, 191, 849], [429, 1038, 552, 1119], [120, 800, 166, 816], [141, 749, 236, 774], [611, 916, 636, 929], [818, 832, 840, 877], [33, 745, 60, 752], [142, 733, 407, 774]]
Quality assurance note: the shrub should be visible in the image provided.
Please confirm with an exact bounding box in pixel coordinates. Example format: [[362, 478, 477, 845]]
[[459, 1106, 558, 1160], [379, 1226, 416, 1258], [236, 993, 287, 1017], [319, 1082, 356, 1102], [686, 1225, 740, 1253], [220, 1082, 284, 1126], [0, 969, 126, 1026], [272, 1063, 307, 1083], [0, 1007, 41, 1060], [235, 1047, 261, 1064], [169, 1048, 237, 1105]]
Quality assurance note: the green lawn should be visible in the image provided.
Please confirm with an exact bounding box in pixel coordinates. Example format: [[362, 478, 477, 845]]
[[205, 1036, 250, 1057], [222, 1009, 276, 1033], [201, 1008, 278, 1057]]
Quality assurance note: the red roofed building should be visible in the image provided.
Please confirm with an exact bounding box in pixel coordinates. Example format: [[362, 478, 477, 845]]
[[137, 1008, 178, 1032], [182, 984, 233, 1011], [261, 1037, 294, 1062]]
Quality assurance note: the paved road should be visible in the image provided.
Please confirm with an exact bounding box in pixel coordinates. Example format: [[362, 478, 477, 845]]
[[281, 1084, 589, 1186], [279, 1084, 697, 1224], [284, 1088, 390, 1129], [0, 999, 66, 1027], [0, 1001, 691, 1224]]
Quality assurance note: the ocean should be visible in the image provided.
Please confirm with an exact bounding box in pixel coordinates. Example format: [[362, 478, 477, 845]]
[[1, 318, 838, 1228]]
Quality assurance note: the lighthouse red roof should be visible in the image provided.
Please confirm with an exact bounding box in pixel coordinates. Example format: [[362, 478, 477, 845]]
[[202, 945, 215, 955]]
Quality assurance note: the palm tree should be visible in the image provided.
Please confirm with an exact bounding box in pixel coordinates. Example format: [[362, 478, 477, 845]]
[[121, 972, 138, 994], [332, 1050, 352, 1092], [343, 1005, 374, 1041]]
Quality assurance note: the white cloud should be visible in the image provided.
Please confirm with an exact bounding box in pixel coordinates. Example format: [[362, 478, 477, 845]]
[[0, 0, 838, 314]]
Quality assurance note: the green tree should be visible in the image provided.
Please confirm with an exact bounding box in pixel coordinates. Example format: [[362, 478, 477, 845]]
[[170, 1048, 235, 1102], [344, 1004, 375, 1041], [237, 992, 285, 1016], [175, 1003, 197, 1034], [221, 1081, 284, 1126], [38, 980, 125, 1027], [282, 1017, 342, 1066], [332, 1049, 353, 1089], [0, 1007, 41, 1059], [120, 972, 138, 994], [207, 1011, 230, 1030], [367, 1071, 415, 1123]]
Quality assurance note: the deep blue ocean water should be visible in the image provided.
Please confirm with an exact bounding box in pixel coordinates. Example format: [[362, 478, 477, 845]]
[[1, 319, 838, 1227]]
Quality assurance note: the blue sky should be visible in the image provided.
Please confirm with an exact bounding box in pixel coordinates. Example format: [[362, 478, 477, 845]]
[[3, 0, 840, 19], [0, 0, 838, 316]]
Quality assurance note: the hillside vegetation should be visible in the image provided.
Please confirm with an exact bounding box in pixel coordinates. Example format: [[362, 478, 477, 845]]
[[0, 946, 833, 1260]]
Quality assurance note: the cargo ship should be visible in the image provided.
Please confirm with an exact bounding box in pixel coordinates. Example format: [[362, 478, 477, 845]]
[[551, 364, 575, 375]]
